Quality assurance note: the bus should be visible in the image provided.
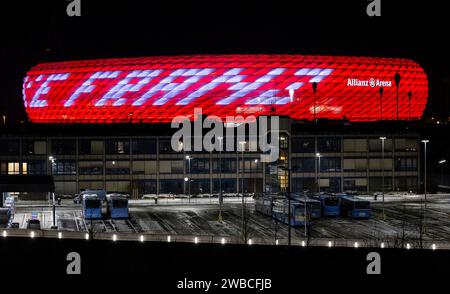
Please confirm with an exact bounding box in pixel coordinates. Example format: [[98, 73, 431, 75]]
[[254, 194, 278, 216], [272, 198, 311, 226], [318, 194, 341, 217], [292, 196, 322, 219], [106, 194, 129, 219], [82, 194, 102, 219], [81, 189, 107, 202], [340, 196, 371, 219]]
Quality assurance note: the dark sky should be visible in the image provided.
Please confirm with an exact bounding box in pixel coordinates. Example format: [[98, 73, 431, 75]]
[[1, 0, 450, 122]]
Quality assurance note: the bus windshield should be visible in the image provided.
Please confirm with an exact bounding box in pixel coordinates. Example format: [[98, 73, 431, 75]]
[[324, 198, 339, 206], [85, 199, 101, 208], [113, 199, 127, 208], [355, 201, 370, 209], [308, 202, 321, 210]]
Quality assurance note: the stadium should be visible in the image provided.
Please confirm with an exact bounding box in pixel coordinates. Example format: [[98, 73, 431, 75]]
[[2, 54, 428, 198]]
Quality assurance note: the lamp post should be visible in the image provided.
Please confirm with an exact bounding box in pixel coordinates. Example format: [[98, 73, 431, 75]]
[[316, 153, 322, 194], [217, 137, 223, 222], [239, 141, 246, 243], [421, 139, 429, 233], [49, 156, 57, 229], [278, 165, 292, 245], [186, 155, 192, 203], [394, 73, 401, 121], [312, 82, 317, 122], [439, 159, 446, 186], [379, 137, 387, 220], [379, 87, 384, 121]]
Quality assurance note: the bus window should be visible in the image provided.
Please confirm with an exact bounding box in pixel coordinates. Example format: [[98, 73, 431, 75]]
[[355, 201, 369, 209]]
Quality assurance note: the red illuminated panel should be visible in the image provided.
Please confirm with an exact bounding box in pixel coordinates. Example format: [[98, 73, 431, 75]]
[[23, 54, 428, 123]]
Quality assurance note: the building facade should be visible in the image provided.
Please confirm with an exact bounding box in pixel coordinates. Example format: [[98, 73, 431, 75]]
[[0, 123, 420, 198]]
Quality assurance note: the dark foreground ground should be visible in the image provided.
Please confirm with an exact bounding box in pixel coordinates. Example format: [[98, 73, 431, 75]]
[[1, 237, 450, 289]]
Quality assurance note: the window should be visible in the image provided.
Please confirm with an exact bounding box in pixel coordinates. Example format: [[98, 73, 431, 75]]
[[212, 158, 236, 173], [395, 138, 418, 152], [53, 160, 77, 175], [279, 136, 288, 149], [159, 139, 178, 154], [106, 139, 130, 155], [187, 158, 210, 174], [0, 140, 19, 156], [344, 178, 367, 191], [291, 158, 315, 172], [212, 179, 236, 193], [79, 140, 104, 155], [395, 157, 417, 171], [79, 161, 103, 175], [292, 138, 315, 153], [190, 179, 210, 194], [22, 140, 46, 155], [343, 158, 367, 171], [7, 162, 20, 175], [132, 161, 157, 175], [51, 139, 76, 155], [239, 158, 262, 172], [369, 158, 393, 170], [343, 139, 367, 152], [369, 138, 393, 152], [132, 139, 157, 154], [159, 160, 183, 174], [134, 180, 157, 194], [318, 137, 341, 152], [160, 179, 183, 194], [320, 157, 341, 172], [25, 160, 47, 175], [105, 161, 130, 175]]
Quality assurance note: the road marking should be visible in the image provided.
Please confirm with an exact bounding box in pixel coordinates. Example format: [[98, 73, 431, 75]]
[[73, 212, 79, 231]]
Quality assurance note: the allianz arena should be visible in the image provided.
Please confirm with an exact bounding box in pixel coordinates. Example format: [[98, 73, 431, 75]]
[[22, 54, 428, 123]]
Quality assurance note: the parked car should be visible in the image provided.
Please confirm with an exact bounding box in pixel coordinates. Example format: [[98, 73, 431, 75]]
[[26, 219, 41, 230]]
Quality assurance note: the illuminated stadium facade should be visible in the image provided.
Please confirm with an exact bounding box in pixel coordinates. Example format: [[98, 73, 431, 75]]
[[0, 55, 427, 198], [23, 55, 428, 123]]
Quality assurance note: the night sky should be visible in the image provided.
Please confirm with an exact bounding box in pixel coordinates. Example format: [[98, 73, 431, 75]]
[[1, 0, 449, 122]]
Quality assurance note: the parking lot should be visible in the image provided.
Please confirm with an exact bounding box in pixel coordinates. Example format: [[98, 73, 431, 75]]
[[10, 194, 450, 245]]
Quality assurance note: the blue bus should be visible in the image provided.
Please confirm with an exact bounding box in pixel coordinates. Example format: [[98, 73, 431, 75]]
[[318, 194, 341, 217], [81, 189, 106, 202], [340, 196, 371, 219], [292, 196, 322, 219], [254, 195, 274, 217], [82, 194, 102, 219], [106, 194, 129, 219], [272, 199, 311, 226]]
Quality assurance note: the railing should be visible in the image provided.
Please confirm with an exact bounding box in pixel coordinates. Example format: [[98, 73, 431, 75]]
[[2, 228, 449, 250]]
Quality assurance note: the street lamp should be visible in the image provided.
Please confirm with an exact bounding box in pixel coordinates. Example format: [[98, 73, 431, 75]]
[[217, 137, 223, 222], [186, 155, 192, 203], [278, 165, 292, 245], [394, 73, 401, 121], [421, 139, 429, 233], [48, 156, 57, 229], [238, 141, 246, 243], [439, 159, 446, 187], [379, 137, 387, 221], [316, 153, 322, 194]]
